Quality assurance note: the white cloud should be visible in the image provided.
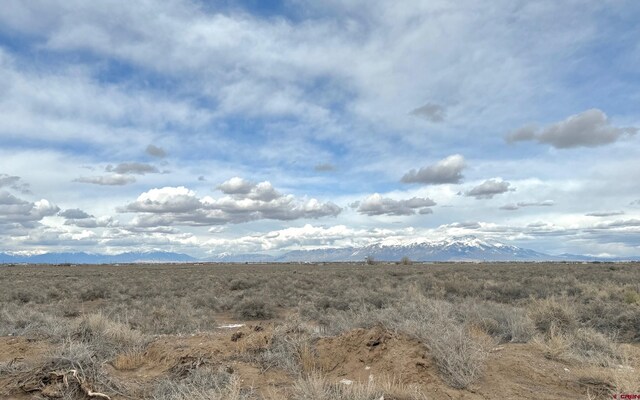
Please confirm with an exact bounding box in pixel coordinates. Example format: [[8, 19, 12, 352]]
[[217, 177, 254, 195], [124, 181, 341, 226], [204, 223, 417, 253]]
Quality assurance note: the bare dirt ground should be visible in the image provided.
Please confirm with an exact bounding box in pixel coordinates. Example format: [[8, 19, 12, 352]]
[[1, 262, 639, 399]]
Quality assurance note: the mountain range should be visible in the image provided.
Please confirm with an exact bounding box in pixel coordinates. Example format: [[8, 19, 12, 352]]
[[1, 236, 637, 264]]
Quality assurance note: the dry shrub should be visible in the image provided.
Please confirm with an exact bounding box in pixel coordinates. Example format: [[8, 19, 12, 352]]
[[535, 324, 573, 362], [623, 289, 640, 305], [152, 367, 252, 400], [233, 299, 275, 320], [259, 323, 316, 376], [292, 373, 427, 400], [16, 340, 127, 399], [74, 313, 147, 358], [535, 325, 622, 366], [428, 323, 493, 389], [462, 300, 535, 343], [529, 297, 577, 334]]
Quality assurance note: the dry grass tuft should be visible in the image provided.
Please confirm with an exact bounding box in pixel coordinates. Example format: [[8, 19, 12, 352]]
[[112, 351, 145, 371], [292, 373, 426, 400], [152, 367, 253, 400], [535, 325, 622, 366]]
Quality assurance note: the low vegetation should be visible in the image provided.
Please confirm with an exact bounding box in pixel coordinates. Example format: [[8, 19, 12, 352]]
[[1, 261, 639, 399]]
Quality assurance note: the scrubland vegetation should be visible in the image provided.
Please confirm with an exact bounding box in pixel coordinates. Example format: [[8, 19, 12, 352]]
[[1, 262, 639, 399]]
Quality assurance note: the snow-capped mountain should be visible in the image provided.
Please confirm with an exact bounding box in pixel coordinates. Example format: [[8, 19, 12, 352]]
[[273, 235, 552, 262], [2, 236, 636, 264]]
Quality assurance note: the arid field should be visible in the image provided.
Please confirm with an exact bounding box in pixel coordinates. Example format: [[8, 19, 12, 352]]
[[1, 262, 639, 399]]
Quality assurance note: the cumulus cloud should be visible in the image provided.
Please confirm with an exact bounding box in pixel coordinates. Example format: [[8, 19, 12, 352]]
[[124, 180, 341, 226], [146, 144, 166, 158], [204, 224, 417, 253], [465, 179, 512, 199], [356, 193, 436, 216], [506, 109, 637, 148], [586, 211, 625, 217], [0, 191, 59, 227], [409, 103, 446, 122], [500, 200, 554, 211], [217, 178, 281, 201], [401, 155, 466, 185], [74, 175, 136, 186], [314, 163, 335, 172], [217, 177, 254, 195], [106, 162, 159, 175]]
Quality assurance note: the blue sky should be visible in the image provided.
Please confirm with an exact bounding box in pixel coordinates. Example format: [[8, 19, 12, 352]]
[[0, 0, 639, 257]]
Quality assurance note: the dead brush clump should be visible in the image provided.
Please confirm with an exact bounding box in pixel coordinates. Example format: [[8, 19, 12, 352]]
[[461, 300, 536, 343], [528, 297, 578, 335], [397, 293, 496, 389], [427, 322, 494, 389], [233, 298, 275, 320], [152, 366, 254, 400], [291, 373, 427, 400], [73, 313, 148, 358], [257, 320, 317, 376], [14, 339, 128, 400], [534, 325, 622, 367]]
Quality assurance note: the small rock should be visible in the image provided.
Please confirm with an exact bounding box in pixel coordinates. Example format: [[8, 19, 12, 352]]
[[340, 379, 353, 385]]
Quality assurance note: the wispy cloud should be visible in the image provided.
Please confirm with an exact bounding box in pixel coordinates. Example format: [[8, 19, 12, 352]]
[[106, 162, 159, 175], [74, 175, 136, 186]]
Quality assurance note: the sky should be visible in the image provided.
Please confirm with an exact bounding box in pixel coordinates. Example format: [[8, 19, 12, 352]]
[[0, 0, 639, 258]]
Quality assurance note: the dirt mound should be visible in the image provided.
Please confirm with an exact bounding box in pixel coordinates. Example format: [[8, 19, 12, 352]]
[[315, 326, 471, 399]]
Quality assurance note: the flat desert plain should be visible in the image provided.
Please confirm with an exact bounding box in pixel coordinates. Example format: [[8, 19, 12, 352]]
[[1, 262, 639, 399]]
